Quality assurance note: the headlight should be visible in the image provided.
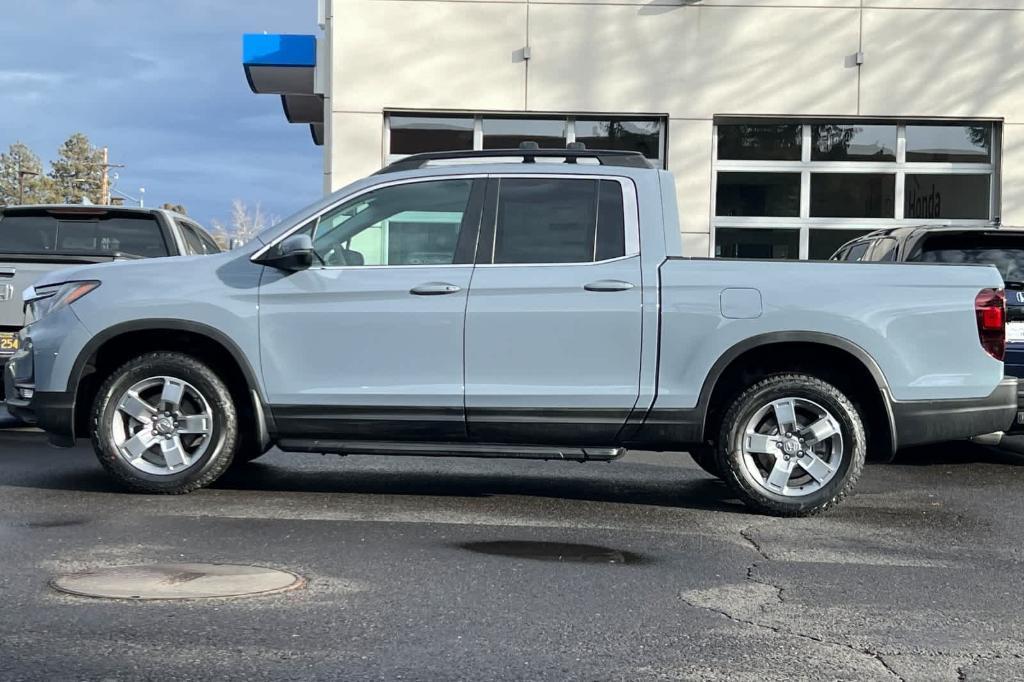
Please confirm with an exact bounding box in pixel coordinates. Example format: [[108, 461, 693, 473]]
[[25, 281, 100, 323]]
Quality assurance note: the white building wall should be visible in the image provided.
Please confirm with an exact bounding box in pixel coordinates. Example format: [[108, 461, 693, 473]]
[[324, 0, 1024, 255]]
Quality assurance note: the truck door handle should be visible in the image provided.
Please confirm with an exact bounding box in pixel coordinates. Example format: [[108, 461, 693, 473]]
[[584, 279, 635, 292], [410, 282, 462, 296]]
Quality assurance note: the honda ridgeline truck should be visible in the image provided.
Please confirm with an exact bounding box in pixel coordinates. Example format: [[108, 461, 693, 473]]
[[5, 147, 1017, 516]]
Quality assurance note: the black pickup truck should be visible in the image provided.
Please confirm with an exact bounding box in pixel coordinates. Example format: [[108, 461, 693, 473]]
[[0, 205, 220, 404]]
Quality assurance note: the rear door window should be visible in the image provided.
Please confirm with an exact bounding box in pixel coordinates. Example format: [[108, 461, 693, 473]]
[[0, 212, 170, 258], [871, 238, 899, 262], [487, 178, 628, 264], [838, 241, 870, 261]]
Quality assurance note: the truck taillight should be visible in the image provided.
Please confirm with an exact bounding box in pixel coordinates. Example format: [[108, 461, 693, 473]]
[[975, 288, 1006, 361]]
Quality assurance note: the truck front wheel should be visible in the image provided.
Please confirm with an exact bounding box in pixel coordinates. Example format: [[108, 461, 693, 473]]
[[716, 373, 865, 517], [91, 351, 238, 494]]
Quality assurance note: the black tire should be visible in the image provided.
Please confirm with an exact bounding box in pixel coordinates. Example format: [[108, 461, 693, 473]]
[[91, 352, 238, 494], [716, 373, 865, 517], [689, 445, 723, 479]]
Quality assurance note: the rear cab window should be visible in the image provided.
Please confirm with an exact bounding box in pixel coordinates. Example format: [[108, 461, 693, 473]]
[[0, 209, 170, 258], [911, 232, 1024, 284]]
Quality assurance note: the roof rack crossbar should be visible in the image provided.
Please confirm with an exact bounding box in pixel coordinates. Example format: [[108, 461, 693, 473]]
[[376, 147, 654, 174]]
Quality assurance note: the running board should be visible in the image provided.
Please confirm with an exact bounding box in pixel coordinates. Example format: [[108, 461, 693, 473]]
[[275, 439, 626, 462]]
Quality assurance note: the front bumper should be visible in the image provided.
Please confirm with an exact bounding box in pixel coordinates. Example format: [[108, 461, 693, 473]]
[[4, 338, 76, 446], [891, 377, 1019, 448]]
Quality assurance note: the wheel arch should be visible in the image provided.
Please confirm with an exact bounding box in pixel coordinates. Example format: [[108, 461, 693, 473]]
[[697, 332, 897, 461], [67, 320, 272, 449]]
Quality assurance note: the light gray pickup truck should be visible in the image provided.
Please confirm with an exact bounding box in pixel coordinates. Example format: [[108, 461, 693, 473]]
[[5, 148, 1017, 516], [0, 205, 220, 402]]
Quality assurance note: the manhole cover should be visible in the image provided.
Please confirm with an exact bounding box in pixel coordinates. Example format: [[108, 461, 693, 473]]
[[51, 563, 304, 600]]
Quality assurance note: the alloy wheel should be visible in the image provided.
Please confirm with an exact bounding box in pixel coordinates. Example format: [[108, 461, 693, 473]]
[[109, 376, 214, 476], [739, 396, 844, 497]]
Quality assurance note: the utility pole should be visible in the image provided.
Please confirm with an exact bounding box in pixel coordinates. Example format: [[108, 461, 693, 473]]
[[16, 167, 40, 205], [89, 148, 124, 205]]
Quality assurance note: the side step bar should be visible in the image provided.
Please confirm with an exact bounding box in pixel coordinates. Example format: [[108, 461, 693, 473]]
[[275, 439, 626, 462]]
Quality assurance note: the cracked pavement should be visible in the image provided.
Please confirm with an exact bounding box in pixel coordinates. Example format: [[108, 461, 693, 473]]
[[1, 430, 1023, 681]]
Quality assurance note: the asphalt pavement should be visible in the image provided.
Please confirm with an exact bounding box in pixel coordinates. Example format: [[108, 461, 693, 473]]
[[1, 429, 1023, 681]]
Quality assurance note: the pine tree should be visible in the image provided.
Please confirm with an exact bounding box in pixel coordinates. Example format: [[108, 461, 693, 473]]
[[0, 142, 56, 205], [49, 133, 104, 204]]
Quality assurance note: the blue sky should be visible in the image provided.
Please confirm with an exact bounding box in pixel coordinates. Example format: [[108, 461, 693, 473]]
[[0, 0, 323, 227]]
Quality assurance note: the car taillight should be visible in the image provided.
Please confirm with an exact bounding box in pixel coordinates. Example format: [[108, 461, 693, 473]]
[[976, 288, 1006, 361]]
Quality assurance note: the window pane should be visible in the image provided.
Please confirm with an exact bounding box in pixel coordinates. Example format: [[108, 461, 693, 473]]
[[905, 174, 990, 220], [482, 118, 567, 149], [312, 179, 473, 266], [810, 173, 895, 218], [390, 116, 474, 154], [716, 172, 800, 217], [906, 124, 991, 163], [717, 124, 802, 161], [595, 180, 626, 261], [494, 178, 600, 264], [576, 119, 660, 159], [0, 213, 170, 257], [915, 233, 1024, 282], [812, 124, 896, 161], [715, 228, 799, 259], [809, 229, 874, 260], [872, 238, 899, 262]]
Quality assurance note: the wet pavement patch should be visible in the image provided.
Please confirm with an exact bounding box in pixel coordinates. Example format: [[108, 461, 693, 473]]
[[1, 518, 88, 529], [50, 563, 304, 600], [458, 540, 647, 565]]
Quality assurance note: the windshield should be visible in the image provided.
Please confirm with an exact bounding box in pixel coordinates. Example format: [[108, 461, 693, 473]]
[[914, 233, 1024, 285], [0, 213, 170, 258]]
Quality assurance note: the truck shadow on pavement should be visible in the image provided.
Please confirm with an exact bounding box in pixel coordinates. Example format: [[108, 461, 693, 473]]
[[212, 460, 748, 513]]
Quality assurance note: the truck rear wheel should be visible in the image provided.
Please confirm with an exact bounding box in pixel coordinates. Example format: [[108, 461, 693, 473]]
[[91, 352, 238, 494], [716, 373, 865, 517]]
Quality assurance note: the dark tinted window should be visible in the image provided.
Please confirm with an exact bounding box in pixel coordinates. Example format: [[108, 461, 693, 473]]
[[715, 228, 799, 259], [810, 174, 895, 218], [717, 124, 802, 161], [492, 178, 626, 264], [812, 124, 896, 161], [194, 227, 221, 254], [914, 233, 1024, 282], [390, 116, 474, 154], [482, 119, 567, 150], [906, 124, 991, 163], [905, 174, 990, 220], [576, 119, 660, 159], [716, 172, 800, 217], [872, 238, 899, 261], [0, 212, 169, 257], [178, 222, 206, 255]]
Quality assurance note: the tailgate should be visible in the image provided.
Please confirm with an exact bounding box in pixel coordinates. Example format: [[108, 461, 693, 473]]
[[0, 261, 81, 328]]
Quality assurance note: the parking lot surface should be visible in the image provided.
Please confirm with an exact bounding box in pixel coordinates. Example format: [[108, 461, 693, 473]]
[[1, 430, 1023, 681]]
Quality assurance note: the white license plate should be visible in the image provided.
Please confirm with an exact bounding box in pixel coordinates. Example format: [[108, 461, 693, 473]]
[[1008, 322, 1024, 343]]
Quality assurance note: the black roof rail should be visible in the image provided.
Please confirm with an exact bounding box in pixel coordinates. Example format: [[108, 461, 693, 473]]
[[376, 142, 654, 174]]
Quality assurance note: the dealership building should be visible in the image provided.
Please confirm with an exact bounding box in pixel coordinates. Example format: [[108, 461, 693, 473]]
[[244, 0, 1023, 259]]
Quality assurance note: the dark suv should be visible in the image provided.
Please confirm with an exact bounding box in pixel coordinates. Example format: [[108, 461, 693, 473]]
[[833, 226, 1024, 432]]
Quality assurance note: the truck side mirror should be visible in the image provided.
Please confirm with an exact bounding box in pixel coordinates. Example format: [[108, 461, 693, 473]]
[[257, 234, 315, 272]]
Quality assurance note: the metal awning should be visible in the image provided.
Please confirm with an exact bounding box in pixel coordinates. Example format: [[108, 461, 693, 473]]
[[243, 33, 324, 145]]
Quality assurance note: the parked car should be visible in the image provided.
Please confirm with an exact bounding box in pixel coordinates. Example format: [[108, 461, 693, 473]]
[[0, 205, 220, 404], [832, 226, 1024, 436], [4, 147, 1016, 516]]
